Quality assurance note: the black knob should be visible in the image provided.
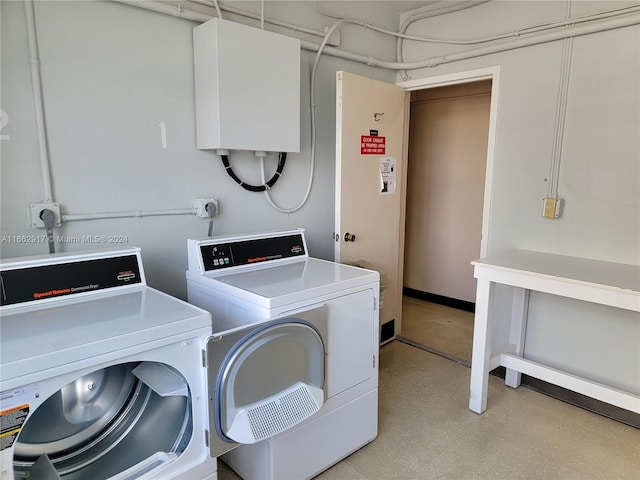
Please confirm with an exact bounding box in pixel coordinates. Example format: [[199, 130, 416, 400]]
[[344, 232, 356, 242]]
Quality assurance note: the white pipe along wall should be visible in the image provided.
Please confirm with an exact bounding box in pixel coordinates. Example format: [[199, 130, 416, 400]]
[[26, 0, 640, 224], [24, 0, 53, 204], [114, 0, 640, 71]]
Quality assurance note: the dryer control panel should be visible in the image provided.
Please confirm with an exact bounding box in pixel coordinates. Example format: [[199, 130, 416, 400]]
[[0, 248, 144, 308], [190, 230, 308, 273]]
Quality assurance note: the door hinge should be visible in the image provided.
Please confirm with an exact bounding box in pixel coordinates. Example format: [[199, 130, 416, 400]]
[[204, 429, 210, 447], [374, 297, 377, 310], [373, 354, 376, 368], [201, 349, 207, 368]]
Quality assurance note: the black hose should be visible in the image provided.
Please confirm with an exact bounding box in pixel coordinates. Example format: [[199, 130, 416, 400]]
[[221, 152, 287, 192]]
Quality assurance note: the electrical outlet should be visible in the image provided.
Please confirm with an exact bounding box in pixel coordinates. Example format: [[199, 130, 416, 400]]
[[542, 197, 563, 219], [542, 198, 556, 218], [30, 202, 61, 228], [193, 198, 219, 218]]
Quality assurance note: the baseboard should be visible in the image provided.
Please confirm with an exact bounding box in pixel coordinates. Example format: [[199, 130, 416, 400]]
[[403, 287, 475, 313]]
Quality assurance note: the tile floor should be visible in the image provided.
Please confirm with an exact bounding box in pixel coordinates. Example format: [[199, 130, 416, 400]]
[[218, 297, 640, 480], [398, 295, 474, 364]]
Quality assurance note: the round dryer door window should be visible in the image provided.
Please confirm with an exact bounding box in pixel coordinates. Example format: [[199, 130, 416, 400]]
[[208, 316, 326, 450]]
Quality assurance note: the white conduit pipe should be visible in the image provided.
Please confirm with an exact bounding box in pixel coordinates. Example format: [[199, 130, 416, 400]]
[[190, 0, 327, 38], [113, 0, 639, 72], [548, 4, 575, 198], [212, 0, 222, 19], [63, 209, 192, 222], [24, 0, 54, 203], [138, 0, 329, 39], [61, 1, 639, 222], [396, 1, 490, 80], [257, 19, 346, 214], [399, 5, 639, 46], [113, 0, 211, 22], [307, 13, 640, 70], [22, 0, 206, 223]]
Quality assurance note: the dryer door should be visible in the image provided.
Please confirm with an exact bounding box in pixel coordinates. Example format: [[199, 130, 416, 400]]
[[206, 306, 327, 458]]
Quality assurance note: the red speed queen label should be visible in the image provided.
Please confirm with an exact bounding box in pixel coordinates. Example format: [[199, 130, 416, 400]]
[[360, 135, 386, 154]]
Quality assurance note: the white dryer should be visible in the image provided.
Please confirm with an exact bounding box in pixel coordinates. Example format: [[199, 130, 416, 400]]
[[0, 247, 328, 480], [186, 229, 380, 480]]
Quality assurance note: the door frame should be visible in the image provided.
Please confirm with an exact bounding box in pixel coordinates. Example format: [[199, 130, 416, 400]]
[[395, 66, 500, 333]]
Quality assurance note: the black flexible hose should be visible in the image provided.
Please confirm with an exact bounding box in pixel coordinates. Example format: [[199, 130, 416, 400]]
[[221, 152, 287, 192]]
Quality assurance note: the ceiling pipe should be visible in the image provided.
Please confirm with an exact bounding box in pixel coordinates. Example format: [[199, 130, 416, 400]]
[[401, 12, 640, 70], [113, 0, 211, 22], [301, 12, 640, 70], [396, 1, 490, 79], [112, 0, 639, 72], [189, 0, 328, 39]]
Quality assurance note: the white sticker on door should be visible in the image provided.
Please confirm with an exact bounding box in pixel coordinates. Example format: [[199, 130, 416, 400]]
[[379, 157, 396, 195]]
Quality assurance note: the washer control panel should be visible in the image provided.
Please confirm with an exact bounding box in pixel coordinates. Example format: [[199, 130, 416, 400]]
[[199, 232, 306, 272]]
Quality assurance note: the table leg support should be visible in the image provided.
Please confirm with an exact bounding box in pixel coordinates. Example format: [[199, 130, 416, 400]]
[[505, 287, 530, 388]]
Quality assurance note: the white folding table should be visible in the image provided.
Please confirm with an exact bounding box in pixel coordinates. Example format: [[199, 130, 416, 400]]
[[468, 250, 640, 414]]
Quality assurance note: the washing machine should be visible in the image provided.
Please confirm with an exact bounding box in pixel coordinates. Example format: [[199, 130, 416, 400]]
[[0, 247, 328, 480], [186, 229, 380, 480]]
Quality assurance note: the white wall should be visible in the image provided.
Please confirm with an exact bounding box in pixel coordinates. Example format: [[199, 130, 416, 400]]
[[400, 0, 639, 393], [0, 0, 396, 299], [2, 0, 638, 395]]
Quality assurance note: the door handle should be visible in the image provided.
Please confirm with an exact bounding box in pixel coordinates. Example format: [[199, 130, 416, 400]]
[[344, 232, 356, 242]]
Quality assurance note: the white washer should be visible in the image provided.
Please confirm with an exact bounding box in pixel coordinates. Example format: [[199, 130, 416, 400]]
[[187, 229, 380, 480], [1, 247, 328, 480]]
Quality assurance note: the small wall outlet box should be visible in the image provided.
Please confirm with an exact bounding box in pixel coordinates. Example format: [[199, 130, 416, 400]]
[[30, 202, 61, 227], [542, 197, 563, 219], [193, 198, 219, 218]]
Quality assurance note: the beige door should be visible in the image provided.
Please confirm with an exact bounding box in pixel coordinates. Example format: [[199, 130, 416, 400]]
[[335, 71, 408, 340]]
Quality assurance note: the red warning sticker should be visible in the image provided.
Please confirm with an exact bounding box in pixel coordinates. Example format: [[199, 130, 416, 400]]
[[360, 135, 386, 155]]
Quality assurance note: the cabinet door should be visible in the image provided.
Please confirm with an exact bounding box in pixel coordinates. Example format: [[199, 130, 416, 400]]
[[323, 289, 377, 398]]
